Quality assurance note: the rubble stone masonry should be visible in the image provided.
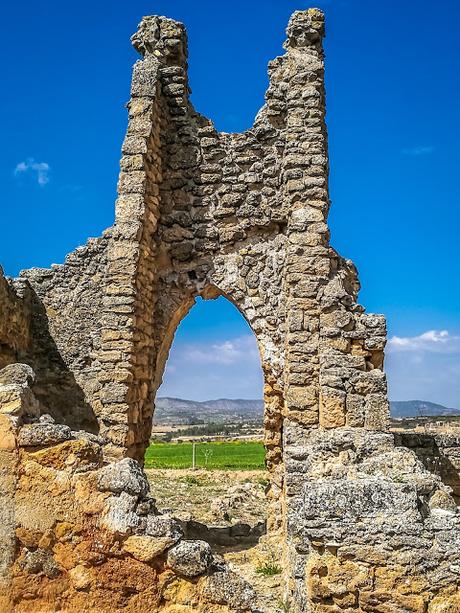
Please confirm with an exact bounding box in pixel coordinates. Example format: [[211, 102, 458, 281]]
[[0, 9, 459, 612]]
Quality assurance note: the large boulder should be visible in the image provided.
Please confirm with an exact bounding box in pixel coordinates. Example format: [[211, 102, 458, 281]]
[[97, 457, 149, 497], [167, 540, 212, 578]]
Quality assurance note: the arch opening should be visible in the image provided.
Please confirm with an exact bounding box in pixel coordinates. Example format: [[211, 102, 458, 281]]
[[143, 292, 284, 573]]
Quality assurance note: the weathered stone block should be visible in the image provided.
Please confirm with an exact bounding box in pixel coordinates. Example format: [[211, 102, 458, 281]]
[[123, 534, 174, 561], [167, 540, 212, 577], [319, 389, 346, 428], [17, 423, 72, 447], [98, 457, 149, 497]]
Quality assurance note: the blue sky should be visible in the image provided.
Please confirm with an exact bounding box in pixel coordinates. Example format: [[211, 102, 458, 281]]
[[1, 0, 459, 405]]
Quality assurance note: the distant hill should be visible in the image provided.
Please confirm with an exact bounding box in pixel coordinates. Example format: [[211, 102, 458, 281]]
[[155, 397, 263, 424], [390, 400, 460, 419], [155, 397, 460, 424]]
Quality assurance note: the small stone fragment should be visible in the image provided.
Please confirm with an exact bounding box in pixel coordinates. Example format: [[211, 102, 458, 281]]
[[21, 549, 61, 578], [69, 564, 92, 590]]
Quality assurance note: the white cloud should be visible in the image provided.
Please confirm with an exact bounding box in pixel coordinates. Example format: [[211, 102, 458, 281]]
[[181, 335, 260, 366], [158, 334, 263, 401], [14, 158, 50, 186], [401, 146, 434, 156], [386, 329, 460, 407], [387, 329, 460, 353]]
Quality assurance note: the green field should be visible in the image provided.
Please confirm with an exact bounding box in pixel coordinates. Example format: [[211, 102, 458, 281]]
[[144, 441, 265, 470]]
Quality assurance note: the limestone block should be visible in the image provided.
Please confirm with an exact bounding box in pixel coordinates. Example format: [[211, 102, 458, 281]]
[[145, 515, 183, 542], [100, 492, 141, 535], [345, 394, 365, 428], [97, 457, 149, 497], [17, 423, 72, 447], [0, 414, 17, 451], [319, 389, 346, 428], [351, 370, 387, 395], [24, 438, 102, 471], [0, 363, 35, 387], [0, 383, 39, 419], [130, 59, 159, 98], [167, 540, 213, 578], [123, 534, 175, 561], [201, 570, 257, 611], [301, 480, 420, 523], [364, 393, 390, 431], [286, 385, 318, 410]]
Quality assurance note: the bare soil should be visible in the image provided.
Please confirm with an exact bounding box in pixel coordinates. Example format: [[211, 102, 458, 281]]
[[146, 468, 269, 525]]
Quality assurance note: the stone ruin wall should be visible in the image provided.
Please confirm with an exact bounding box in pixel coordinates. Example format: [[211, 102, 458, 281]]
[[396, 432, 460, 503], [0, 270, 31, 369], [0, 8, 460, 613]]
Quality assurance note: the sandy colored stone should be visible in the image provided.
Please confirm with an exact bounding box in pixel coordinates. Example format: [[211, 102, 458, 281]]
[[123, 535, 175, 562], [26, 438, 101, 471], [69, 564, 92, 590], [0, 415, 17, 451], [319, 391, 346, 428], [15, 527, 41, 549]]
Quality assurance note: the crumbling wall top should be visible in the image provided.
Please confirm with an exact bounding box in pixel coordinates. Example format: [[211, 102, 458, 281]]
[[284, 8, 325, 49], [131, 15, 187, 63]]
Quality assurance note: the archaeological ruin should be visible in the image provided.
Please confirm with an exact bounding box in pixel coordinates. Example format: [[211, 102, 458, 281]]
[[1, 8, 460, 612]]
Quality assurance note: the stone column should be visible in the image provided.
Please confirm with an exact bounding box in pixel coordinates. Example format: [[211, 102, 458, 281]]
[[98, 17, 189, 460]]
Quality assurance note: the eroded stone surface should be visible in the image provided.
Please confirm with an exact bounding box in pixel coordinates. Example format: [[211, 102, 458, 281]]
[[17, 422, 72, 447], [201, 570, 257, 611], [167, 540, 213, 578], [98, 457, 149, 497]]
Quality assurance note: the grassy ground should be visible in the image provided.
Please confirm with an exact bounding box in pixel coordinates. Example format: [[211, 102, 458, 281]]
[[144, 440, 265, 470]]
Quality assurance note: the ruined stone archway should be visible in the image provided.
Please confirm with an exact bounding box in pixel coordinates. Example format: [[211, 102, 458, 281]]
[[96, 11, 362, 466], [1, 9, 460, 612]]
